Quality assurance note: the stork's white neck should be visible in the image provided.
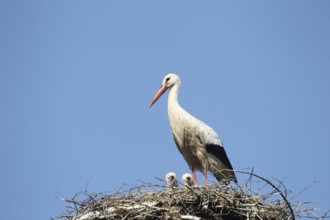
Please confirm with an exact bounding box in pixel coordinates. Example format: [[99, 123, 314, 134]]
[[167, 82, 186, 130], [168, 83, 181, 112]]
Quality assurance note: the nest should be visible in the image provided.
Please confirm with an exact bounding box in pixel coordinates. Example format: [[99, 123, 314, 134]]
[[57, 172, 329, 220]]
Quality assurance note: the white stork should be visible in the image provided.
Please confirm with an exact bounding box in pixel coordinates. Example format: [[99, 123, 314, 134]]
[[165, 172, 179, 188], [149, 73, 237, 186], [182, 173, 194, 188]]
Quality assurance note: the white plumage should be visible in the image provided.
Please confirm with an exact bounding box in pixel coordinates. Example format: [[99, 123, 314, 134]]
[[165, 172, 178, 188], [150, 73, 237, 186], [182, 173, 194, 188]]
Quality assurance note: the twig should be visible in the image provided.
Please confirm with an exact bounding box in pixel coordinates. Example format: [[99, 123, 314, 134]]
[[236, 170, 296, 220]]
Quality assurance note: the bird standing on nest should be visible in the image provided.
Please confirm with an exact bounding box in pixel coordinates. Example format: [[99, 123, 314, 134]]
[[150, 73, 237, 186]]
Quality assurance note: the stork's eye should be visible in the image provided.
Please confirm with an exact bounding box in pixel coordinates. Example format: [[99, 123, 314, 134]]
[[165, 77, 171, 82]]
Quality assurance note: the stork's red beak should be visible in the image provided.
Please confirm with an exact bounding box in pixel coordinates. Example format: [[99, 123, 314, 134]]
[[149, 84, 168, 108]]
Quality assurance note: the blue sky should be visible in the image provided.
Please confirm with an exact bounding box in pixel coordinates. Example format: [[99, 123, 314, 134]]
[[0, 1, 329, 219]]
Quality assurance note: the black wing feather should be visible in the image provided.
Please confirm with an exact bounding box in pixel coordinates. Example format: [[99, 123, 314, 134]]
[[205, 144, 234, 170], [205, 144, 237, 183]]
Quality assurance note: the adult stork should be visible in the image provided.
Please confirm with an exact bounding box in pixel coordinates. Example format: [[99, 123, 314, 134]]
[[149, 73, 237, 186]]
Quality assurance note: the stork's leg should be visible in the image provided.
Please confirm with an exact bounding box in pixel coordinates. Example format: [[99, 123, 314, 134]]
[[204, 168, 209, 186], [191, 167, 199, 186]]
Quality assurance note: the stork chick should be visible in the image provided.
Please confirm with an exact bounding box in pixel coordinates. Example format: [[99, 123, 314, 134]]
[[165, 172, 178, 189], [182, 173, 194, 188]]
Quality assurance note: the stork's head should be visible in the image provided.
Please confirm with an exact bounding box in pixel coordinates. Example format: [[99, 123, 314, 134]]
[[182, 173, 193, 187], [162, 73, 181, 88], [165, 172, 178, 187], [149, 73, 181, 108]]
